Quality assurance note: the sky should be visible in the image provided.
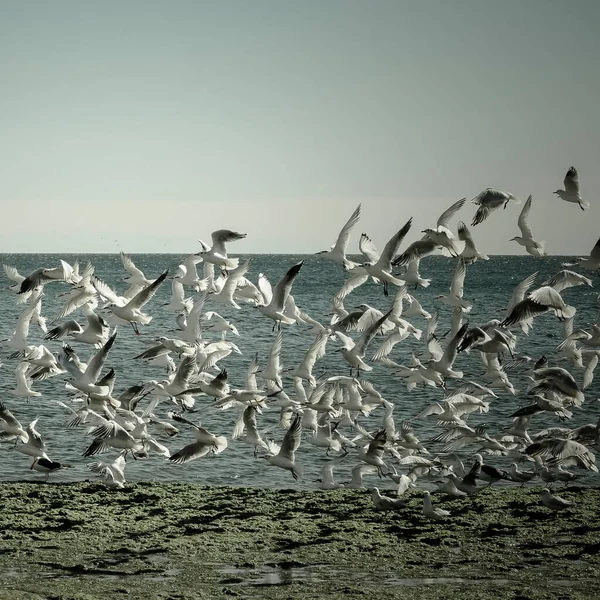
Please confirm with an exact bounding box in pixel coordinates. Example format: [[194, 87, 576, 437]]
[[1, 0, 599, 255]]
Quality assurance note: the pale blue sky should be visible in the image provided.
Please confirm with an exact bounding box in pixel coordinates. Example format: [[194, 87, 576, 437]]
[[1, 0, 598, 254]]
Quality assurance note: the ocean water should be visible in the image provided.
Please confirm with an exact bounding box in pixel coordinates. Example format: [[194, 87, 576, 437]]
[[0, 253, 598, 489]]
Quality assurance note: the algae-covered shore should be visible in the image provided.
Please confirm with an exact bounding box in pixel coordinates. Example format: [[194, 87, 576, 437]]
[[1, 482, 599, 599]]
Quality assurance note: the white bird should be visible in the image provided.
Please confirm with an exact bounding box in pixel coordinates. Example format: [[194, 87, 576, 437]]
[[335, 309, 393, 375], [458, 221, 489, 263], [98, 271, 169, 335], [45, 305, 110, 347], [290, 329, 329, 386], [359, 219, 413, 296], [317, 453, 348, 489], [422, 491, 450, 520], [510, 195, 546, 256], [371, 487, 406, 511], [563, 237, 600, 271], [10, 362, 42, 401], [554, 166, 589, 211], [316, 204, 361, 270], [209, 259, 251, 309], [168, 413, 228, 464], [59, 332, 118, 398], [436, 258, 472, 312], [541, 488, 573, 512], [88, 454, 127, 488], [546, 272, 594, 295], [17, 260, 75, 295], [471, 188, 521, 226], [4, 264, 34, 301], [232, 405, 269, 457], [0, 402, 29, 443], [257, 262, 303, 328], [262, 412, 303, 480], [120, 252, 155, 287], [16, 419, 50, 462], [197, 229, 247, 270], [501, 286, 576, 329], [1, 296, 41, 353]]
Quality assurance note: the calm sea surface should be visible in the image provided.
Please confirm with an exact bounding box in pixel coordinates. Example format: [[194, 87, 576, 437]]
[[0, 253, 598, 488]]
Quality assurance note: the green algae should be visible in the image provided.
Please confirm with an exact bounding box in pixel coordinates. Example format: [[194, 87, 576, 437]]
[[0, 481, 599, 599]]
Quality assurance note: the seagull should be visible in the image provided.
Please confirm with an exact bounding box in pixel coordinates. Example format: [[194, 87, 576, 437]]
[[436, 258, 472, 312], [232, 405, 269, 457], [501, 286, 576, 329], [30, 457, 72, 482], [58, 332, 118, 398], [471, 188, 521, 226], [510, 195, 546, 256], [209, 259, 252, 309], [10, 362, 42, 401], [256, 262, 304, 329], [44, 305, 110, 347], [120, 252, 155, 288], [508, 463, 536, 486], [261, 412, 303, 480], [359, 219, 413, 296], [16, 419, 50, 462], [371, 487, 406, 512], [357, 429, 388, 476], [98, 270, 169, 335], [422, 491, 450, 520], [541, 488, 573, 512], [88, 454, 127, 488], [168, 413, 228, 464], [458, 221, 489, 264], [543, 270, 593, 292], [563, 237, 600, 271], [17, 260, 76, 294], [197, 229, 247, 270], [316, 204, 361, 270], [335, 309, 393, 375], [554, 166, 589, 211], [0, 402, 29, 444], [290, 329, 329, 387], [317, 452, 348, 489]]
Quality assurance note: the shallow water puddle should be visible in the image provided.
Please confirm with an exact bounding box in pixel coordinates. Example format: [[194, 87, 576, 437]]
[[218, 563, 517, 587]]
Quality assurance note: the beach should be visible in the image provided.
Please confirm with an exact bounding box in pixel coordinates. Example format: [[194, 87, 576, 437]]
[[1, 481, 599, 599]]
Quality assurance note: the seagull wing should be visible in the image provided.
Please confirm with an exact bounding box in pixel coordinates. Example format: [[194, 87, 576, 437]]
[[331, 204, 361, 254], [449, 258, 466, 297], [211, 230, 247, 256], [85, 331, 118, 383], [377, 218, 413, 270], [506, 272, 538, 315], [589, 237, 600, 262], [437, 198, 466, 229], [269, 262, 303, 312], [517, 196, 534, 239], [278, 413, 302, 459], [392, 239, 439, 267], [120, 252, 146, 279], [563, 166, 579, 195], [126, 270, 169, 310], [359, 234, 380, 263]]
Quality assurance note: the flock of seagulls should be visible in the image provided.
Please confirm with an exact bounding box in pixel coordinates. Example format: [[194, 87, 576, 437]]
[[0, 166, 598, 522]]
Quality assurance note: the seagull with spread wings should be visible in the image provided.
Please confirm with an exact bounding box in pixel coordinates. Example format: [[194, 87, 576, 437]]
[[316, 204, 362, 270], [510, 195, 546, 256], [554, 166, 589, 211]]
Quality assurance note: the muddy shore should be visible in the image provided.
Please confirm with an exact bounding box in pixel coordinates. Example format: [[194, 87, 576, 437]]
[[0, 481, 599, 599]]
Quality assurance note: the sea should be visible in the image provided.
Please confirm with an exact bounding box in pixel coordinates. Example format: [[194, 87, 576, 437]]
[[0, 253, 598, 489]]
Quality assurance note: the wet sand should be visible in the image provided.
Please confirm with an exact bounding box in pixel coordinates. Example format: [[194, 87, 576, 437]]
[[1, 481, 599, 599]]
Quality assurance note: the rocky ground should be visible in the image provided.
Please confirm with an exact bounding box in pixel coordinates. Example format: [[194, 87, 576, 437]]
[[0, 481, 599, 599]]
